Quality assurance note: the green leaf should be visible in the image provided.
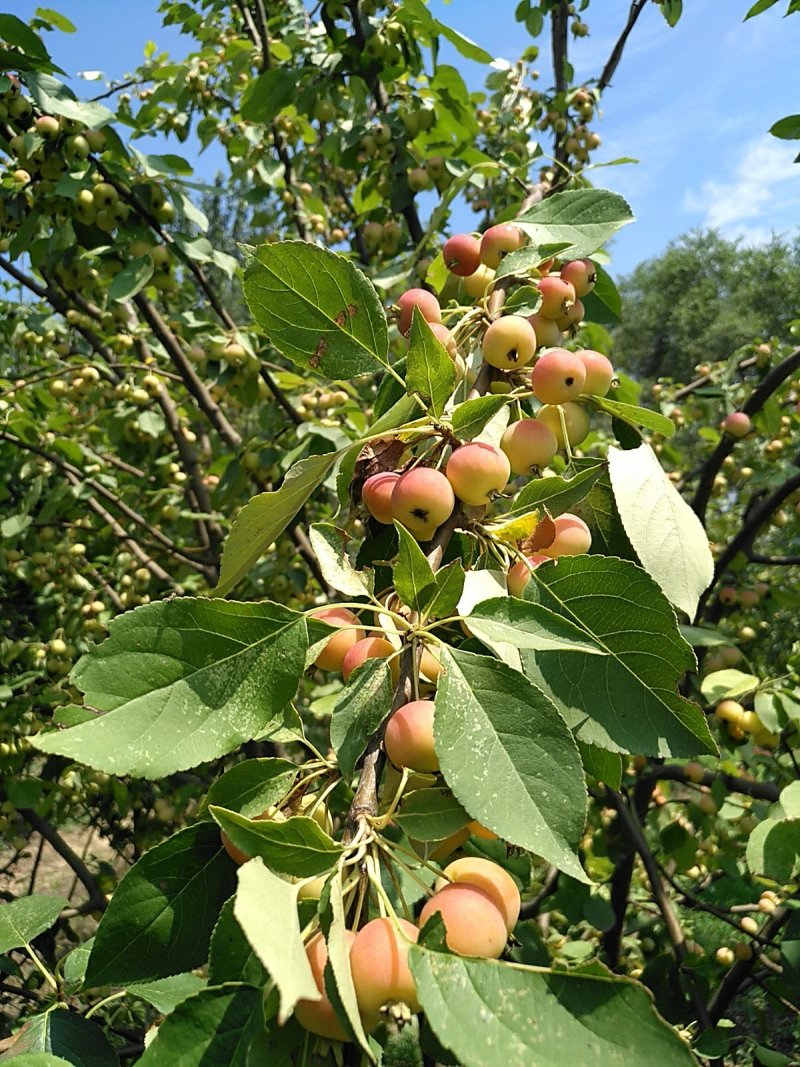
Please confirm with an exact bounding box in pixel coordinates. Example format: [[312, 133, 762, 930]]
[[522, 556, 717, 757], [309, 522, 373, 598], [394, 788, 470, 841], [746, 819, 799, 882], [215, 451, 338, 598], [410, 951, 697, 1067], [0, 895, 66, 954], [243, 241, 389, 378], [127, 974, 208, 1015], [233, 858, 319, 1023], [515, 189, 634, 261], [745, 0, 781, 16], [322, 870, 373, 1056], [581, 263, 622, 325], [579, 742, 622, 790], [0, 15, 51, 61], [510, 464, 605, 519], [467, 595, 610, 655], [240, 68, 297, 124], [108, 255, 153, 302], [435, 648, 588, 880], [700, 669, 760, 703], [406, 309, 456, 417], [0, 1010, 119, 1066], [208, 897, 267, 988], [426, 560, 466, 619], [450, 395, 510, 441], [136, 983, 263, 1067], [590, 395, 675, 437], [769, 114, 800, 139], [437, 23, 493, 62], [25, 71, 114, 128], [84, 823, 235, 988], [0, 1055, 73, 1067], [394, 522, 437, 611], [34, 599, 309, 777], [203, 758, 297, 819], [658, 0, 683, 26], [503, 284, 543, 317], [330, 658, 393, 779], [609, 443, 713, 619], [210, 807, 342, 877], [36, 9, 77, 33], [494, 245, 555, 281]]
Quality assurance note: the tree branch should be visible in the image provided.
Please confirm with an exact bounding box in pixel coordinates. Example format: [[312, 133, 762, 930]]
[[638, 763, 780, 803], [597, 1, 649, 92], [19, 809, 107, 913]]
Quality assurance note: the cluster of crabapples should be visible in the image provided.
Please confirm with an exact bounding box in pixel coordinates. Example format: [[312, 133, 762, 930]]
[[714, 699, 779, 748]]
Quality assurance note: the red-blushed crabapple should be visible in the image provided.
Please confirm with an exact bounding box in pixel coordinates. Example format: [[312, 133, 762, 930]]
[[462, 263, 495, 300], [295, 930, 356, 1041], [221, 810, 270, 866], [500, 419, 558, 475], [541, 513, 591, 558], [479, 224, 525, 269], [527, 312, 563, 349], [437, 857, 520, 932], [481, 315, 537, 370], [719, 645, 743, 667], [576, 349, 614, 396], [718, 586, 738, 606], [428, 322, 458, 359], [560, 259, 597, 298], [443, 233, 481, 277], [350, 918, 421, 1029], [384, 699, 438, 772], [341, 636, 398, 683], [738, 588, 759, 609], [419, 883, 508, 958], [536, 401, 591, 447], [506, 554, 550, 598], [536, 275, 576, 319], [397, 288, 442, 336], [446, 442, 510, 506], [531, 349, 587, 405], [392, 466, 455, 540], [555, 298, 585, 331], [720, 412, 752, 438], [312, 607, 366, 671], [537, 257, 556, 275], [362, 471, 401, 525]]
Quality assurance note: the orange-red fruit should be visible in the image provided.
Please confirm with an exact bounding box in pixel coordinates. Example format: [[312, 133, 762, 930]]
[[295, 931, 356, 1041], [555, 298, 585, 332], [446, 442, 510, 506], [481, 315, 537, 370], [576, 349, 614, 396], [312, 607, 366, 672], [443, 233, 482, 277], [531, 349, 587, 405], [536, 401, 591, 447], [536, 275, 576, 319], [560, 259, 597, 298], [419, 883, 508, 958], [438, 857, 520, 932], [528, 312, 563, 349], [350, 918, 421, 1028], [479, 224, 525, 269], [397, 288, 442, 336], [506, 554, 549, 598], [391, 466, 455, 540], [384, 699, 438, 772], [500, 419, 558, 475], [362, 472, 400, 525], [342, 636, 398, 683], [720, 412, 751, 438], [541, 513, 591, 558]]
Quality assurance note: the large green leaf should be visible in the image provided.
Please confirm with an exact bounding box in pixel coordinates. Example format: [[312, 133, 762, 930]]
[[467, 596, 610, 655], [233, 859, 319, 1023], [330, 657, 394, 779], [208, 897, 267, 988], [394, 522, 437, 612], [210, 807, 342, 877], [127, 974, 207, 1015], [34, 599, 308, 777], [240, 68, 297, 123], [410, 951, 697, 1067], [25, 71, 114, 128], [309, 522, 373, 598], [394, 788, 470, 841], [435, 648, 587, 880], [108, 255, 153, 302], [450, 395, 510, 441], [84, 823, 236, 988], [320, 870, 373, 1056], [520, 556, 717, 757], [0, 895, 66, 955], [215, 451, 339, 598], [0, 1010, 119, 1067], [202, 758, 297, 818], [590, 395, 675, 438], [609, 444, 713, 620], [406, 309, 456, 417], [243, 241, 389, 378], [514, 189, 634, 260], [509, 465, 605, 520], [136, 984, 263, 1067]]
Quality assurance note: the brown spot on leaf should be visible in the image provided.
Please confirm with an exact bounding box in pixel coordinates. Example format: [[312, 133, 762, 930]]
[[521, 514, 556, 554], [347, 304, 357, 318], [335, 310, 347, 327], [351, 436, 408, 507], [310, 338, 328, 368]]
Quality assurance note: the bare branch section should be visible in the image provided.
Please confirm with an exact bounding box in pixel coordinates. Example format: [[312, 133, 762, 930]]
[[19, 809, 107, 913], [639, 763, 780, 803], [597, 1, 649, 92]]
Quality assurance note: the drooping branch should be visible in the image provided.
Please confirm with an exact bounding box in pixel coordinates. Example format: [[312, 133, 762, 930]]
[[639, 763, 780, 803]]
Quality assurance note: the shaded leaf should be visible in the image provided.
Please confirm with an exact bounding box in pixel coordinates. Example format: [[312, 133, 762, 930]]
[[210, 807, 342, 877]]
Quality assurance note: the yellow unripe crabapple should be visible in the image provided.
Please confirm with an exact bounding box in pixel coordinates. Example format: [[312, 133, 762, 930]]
[[362, 471, 401, 525], [527, 312, 563, 349], [437, 858, 520, 932], [576, 349, 614, 396], [500, 418, 558, 475], [384, 700, 438, 773], [714, 699, 745, 725], [481, 315, 537, 370], [506, 554, 550, 598], [295, 931, 356, 1041], [392, 467, 455, 540], [446, 442, 510, 506], [350, 918, 421, 1029], [536, 402, 591, 447], [531, 348, 587, 405], [462, 263, 495, 300], [540, 513, 591, 558], [419, 883, 508, 958], [312, 607, 365, 672]]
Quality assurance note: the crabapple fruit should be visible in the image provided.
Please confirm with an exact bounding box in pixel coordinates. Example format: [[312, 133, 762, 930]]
[[462, 263, 496, 300], [350, 918, 421, 1028], [397, 288, 442, 336], [720, 412, 751, 438], [714, 699, 745, 724], [500, 419, 558, 475], [576, 350, 614, 396], [419, 645, 441, 682], [437, 857, 520, 932], [362, 471, 401, 525], [541, 513, 592, 558], [391, 467, 455, 540], [559, 259, 597, 298], [312, 607, 365, 672], [718, 586, 738, 606], [446, 442, 510, 506], [536, 401, 591, 447], [419, 883, 508, 958], [384, 700, 438, 773], [536, 275, 576, 319], [295, 930, 356, 1041], [481, 315, 537, 370], [555, 298, 585, 331], [531, 349, 587, 405], [506, 554, 550, 598], [443, 233, 481, 277], [527, 312, 562, 349], [341, 636, 398, 683], [479, 224, 525, 269]]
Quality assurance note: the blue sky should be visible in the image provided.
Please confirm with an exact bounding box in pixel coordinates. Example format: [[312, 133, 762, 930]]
[[10, 0, 800, 276]]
